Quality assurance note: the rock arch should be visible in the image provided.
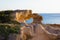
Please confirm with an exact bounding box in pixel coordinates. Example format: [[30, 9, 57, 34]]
[[32, 13, 43, 24]]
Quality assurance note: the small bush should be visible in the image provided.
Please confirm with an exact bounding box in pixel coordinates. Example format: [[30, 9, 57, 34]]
[[0, 25, 20, 40]]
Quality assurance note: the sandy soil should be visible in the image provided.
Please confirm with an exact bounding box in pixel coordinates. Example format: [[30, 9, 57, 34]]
[[30, 24, 51, 40]]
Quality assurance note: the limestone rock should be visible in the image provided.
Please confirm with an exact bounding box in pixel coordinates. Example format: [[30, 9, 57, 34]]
[[32, 13, 43, 24], [15, 10, 32, 23]]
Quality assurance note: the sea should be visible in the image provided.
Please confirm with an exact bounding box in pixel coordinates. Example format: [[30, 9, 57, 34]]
[[25, 14, 60, 24]]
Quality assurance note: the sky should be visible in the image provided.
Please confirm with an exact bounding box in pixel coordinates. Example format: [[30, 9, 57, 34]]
[[0, 0, 60, 13], [0, 0, 60, 24]]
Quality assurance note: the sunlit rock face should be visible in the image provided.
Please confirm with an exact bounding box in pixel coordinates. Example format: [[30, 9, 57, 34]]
[[32, 13, 43, 24], [15, 10, 32, 23]]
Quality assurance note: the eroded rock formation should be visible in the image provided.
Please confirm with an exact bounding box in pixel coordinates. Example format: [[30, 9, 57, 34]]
[[32, 13, 43, 24], [0, 10, 45, 40], [15, 10, 32, 23], [15, 10, 43, 24]]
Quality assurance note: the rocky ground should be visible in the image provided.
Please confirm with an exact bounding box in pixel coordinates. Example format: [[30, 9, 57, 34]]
[[15, 24, 51, 40], [16, 24, 60, 40], [29, 24, 51, 40]]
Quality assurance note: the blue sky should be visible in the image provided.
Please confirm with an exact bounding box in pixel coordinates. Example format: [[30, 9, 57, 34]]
[[0, 0, 60, 13]]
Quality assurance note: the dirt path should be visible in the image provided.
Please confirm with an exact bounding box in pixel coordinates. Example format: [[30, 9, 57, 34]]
[[30, 24, 50, 40]]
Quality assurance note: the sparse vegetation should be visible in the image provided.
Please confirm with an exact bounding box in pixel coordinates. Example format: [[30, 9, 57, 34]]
[[0, 25, 20, 40], [0, 10, 14, 23]]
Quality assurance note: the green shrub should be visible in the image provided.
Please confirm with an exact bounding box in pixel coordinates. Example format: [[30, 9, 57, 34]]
[[0, 25, 20, 40]]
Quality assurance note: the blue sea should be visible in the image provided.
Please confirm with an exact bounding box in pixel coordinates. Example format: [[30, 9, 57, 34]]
[[26, 14, 60, 24]]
